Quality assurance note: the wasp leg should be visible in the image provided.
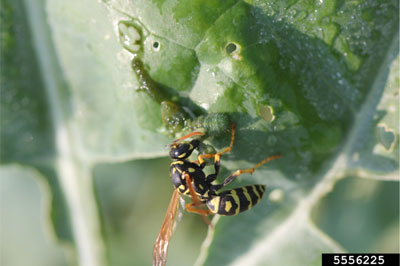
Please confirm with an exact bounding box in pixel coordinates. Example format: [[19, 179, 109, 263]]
[[212, 154, 281, 192], [183, 172, 200, 206], [196, 123, 236, 185], [197, 123, 236, 166], [185, 202, 212, 226], [184, 173, 212, 226], [185, 202, 212, 215]]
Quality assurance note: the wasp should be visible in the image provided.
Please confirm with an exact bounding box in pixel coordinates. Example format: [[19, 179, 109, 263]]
[[153, 124, 281, 266]]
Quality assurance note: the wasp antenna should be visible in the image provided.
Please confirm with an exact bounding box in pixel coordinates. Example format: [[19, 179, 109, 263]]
[[173, 131, 204, 143]]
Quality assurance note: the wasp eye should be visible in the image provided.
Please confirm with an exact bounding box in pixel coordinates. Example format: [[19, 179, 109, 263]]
[[173, 149, 181, 157], [169, 148, 179, 159]]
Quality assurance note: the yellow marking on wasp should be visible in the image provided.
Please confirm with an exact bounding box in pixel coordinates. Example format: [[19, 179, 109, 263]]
[[208, 197, 220, 213], [171, 161, 184, 165], [178, 185, 185, 191], [189, 144, 194, 150], [252, 185, 261, 203], [242, 187, 253, 209], [199, 184, 204, 190], [178, 153, 186, 158], [188, 168, 196, 173], [230, 190, 241, 215], [224, 201, 232, 213], [172, 168, 176, 174]]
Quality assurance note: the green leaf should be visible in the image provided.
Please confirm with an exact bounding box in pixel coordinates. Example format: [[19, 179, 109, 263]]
[[1, 0, 74, 247], [0, 166, 69, 266], [1, 0, 169, 265], [344, 55, 399, 179], [1, 0, 398, 266]]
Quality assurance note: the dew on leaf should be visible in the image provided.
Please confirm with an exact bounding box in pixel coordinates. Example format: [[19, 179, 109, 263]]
[[295, 11, 308, 20], [269, 189, 284, 203]]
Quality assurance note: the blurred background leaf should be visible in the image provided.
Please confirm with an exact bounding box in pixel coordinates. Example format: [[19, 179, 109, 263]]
[[1, 0, 398, 266]]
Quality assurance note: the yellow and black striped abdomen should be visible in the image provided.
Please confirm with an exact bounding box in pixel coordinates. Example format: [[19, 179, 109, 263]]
[[206, 185, 266, 216]]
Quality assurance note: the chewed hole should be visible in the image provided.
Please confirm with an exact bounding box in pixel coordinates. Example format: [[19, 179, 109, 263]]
[[225, 42, 238, 54], [259, 105, 275, 122], [152, 41, 160, 51], [377, 124, 396, 150]]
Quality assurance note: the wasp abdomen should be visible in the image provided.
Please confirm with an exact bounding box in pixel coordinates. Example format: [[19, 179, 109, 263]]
[[206, 185, 266, 216]]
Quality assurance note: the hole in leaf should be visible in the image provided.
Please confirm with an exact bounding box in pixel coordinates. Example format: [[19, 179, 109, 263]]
[[225, 42, 238, 54], [152, 41, 160, 51], [259, 105, 275, 122], [377, 124, 395, 150]]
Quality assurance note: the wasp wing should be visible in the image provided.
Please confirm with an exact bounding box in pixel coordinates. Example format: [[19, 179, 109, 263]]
[[153, 189, 183, 266]]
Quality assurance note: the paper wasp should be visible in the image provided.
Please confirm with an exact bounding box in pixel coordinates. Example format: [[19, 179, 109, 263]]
[[153, 124, 281, 266]]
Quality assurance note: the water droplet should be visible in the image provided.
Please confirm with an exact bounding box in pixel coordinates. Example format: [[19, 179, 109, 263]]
[[269, 189, 284, 202]]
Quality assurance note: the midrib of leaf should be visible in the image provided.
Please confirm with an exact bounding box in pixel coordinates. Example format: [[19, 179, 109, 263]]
[[341, 33, 399, 181], [196, 26, 399, 266], [23, 1, 106, 265]]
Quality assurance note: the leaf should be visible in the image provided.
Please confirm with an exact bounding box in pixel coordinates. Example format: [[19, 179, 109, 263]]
[[1, 0, 170, 265], [1, 0, 74, 246], [345, 55, 399, 180], [1, 0, 398, 266], [0, 166, 69, 266]]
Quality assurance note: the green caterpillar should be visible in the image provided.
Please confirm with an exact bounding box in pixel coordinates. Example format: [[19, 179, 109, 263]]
[[161, 101, 231, 136]]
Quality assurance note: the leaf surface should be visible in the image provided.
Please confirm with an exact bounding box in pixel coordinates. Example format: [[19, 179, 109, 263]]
[[1, 0, 398, 266]]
